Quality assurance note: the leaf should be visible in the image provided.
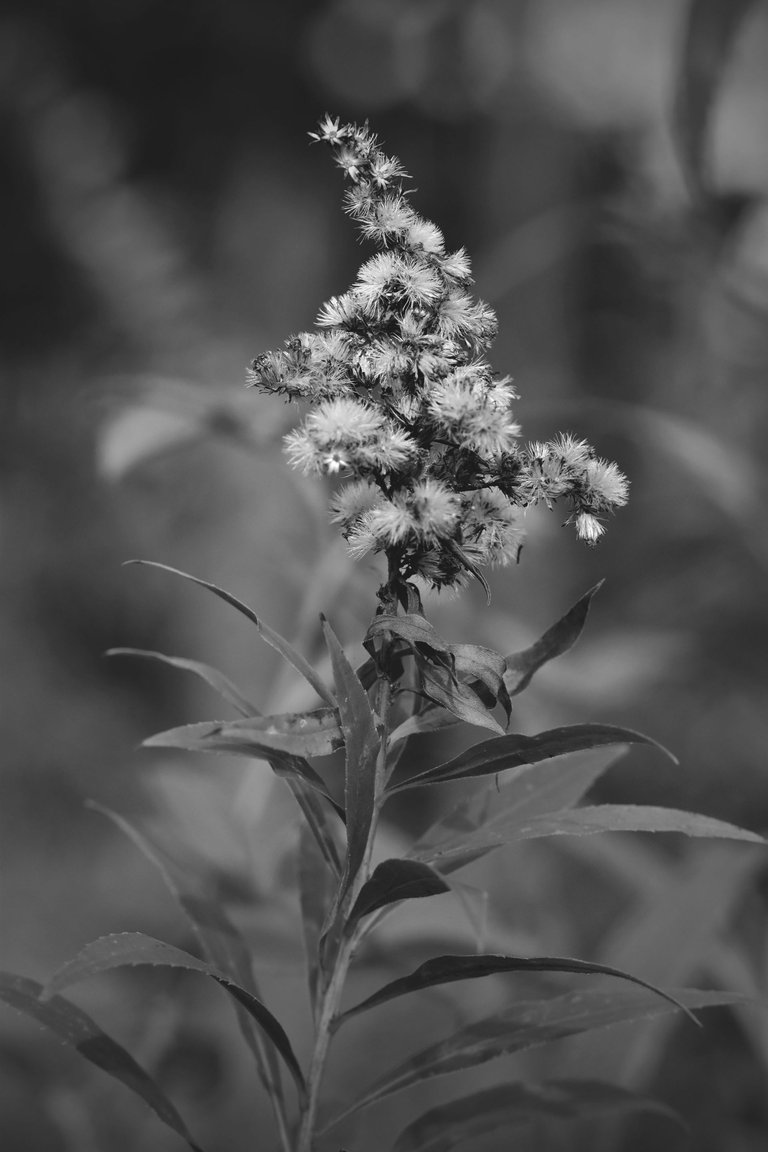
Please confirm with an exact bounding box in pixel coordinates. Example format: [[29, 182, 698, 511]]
[[390, 724, 674, 792], [44, 933, 306, 1100], [106, 648, 258, 718], [143, 719, 344, 819], [389, 708, 461, 746], [499, 804, 765, 845], [411, 750, 626, 874], [419, 803, 763, 872], [0, 972, 206, 1152], [288, 777, 343, 877], [323, 986, 749, 1127], [504, 582, 603, 697], [334, 952, 698, 1030], [389, 1080, 683, 1152], [674, 0, 759, 200], [452, 643, 511, 722], [446, 538, 492, 604], [419, 661, 505, 736], [365, 613, 452, 655], [349, 859, 450, 926], [322, 618, 379, 899], [87, 803, 287, 1109], [298, 824, 338, 1011], [149, 709, 343, 758], [126, 560, 335, 707]]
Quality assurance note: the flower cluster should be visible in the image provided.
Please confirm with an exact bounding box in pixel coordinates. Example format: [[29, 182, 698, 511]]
[[248, 116, 628, 591]]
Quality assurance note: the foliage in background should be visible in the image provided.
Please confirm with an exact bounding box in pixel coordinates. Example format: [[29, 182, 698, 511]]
[[2, 1, 768, 1150]]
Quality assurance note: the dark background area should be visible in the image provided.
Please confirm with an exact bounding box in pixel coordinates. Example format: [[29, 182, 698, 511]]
[[1, 2, 768, 1150]]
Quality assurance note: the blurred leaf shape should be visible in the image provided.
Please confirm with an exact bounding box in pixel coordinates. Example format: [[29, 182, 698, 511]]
[[298, 824, 338, 1012], [325, 986, 746, 1130], [0, 972, 206, 1152], [44, 933, 307, 1100], [674, 0, 760, 201], [97, 377, 286, 480], [391, 1079, 684, 1152], [88, 802, 287, 1111]]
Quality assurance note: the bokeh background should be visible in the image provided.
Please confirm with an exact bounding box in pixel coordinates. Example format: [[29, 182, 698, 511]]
[[2, 1, 768, 1149]]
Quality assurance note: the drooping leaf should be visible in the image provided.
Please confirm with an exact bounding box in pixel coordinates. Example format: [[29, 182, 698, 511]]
[[389, 1079, 683, 1152], [349, 859, 450, 927], [419, 661, 505, 736], [674, 0, 759, 200], [390, 724, 674, 793], [411, 750, 625, 874], [503, 582, 603, 697], [334, 952, 697, 1030], [87, 803, 285, 1105], [143, 719, 344, 819], [0, 972, 206, 1152], [298, 824, 338, 1011], [365, 614, 453, 659], [44, 933, 306, 1100], [106, 648, 259, 718], [322, 618, 380, 899], [126, 560, 335, 707], [446, 538, 492, 604], [324, 986, 749, 1127], [451, 643, 511, 722]]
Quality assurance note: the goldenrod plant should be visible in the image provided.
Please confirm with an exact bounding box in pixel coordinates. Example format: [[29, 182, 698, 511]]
[[1, 118, 764, 1152]]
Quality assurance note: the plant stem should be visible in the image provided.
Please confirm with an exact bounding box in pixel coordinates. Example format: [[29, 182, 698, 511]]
[[295, 671, 393, 1152]]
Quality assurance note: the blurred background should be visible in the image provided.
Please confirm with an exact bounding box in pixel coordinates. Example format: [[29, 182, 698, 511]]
[[1, 0, 767, 1149]]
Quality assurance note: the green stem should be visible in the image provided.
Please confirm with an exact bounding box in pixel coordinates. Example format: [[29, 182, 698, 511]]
[[295, 672, 393, 1152]]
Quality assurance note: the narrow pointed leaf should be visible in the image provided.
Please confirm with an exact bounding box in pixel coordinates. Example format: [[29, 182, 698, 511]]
[[147, 709, 343, 758], [143, 719, 344, 818], [322, 618, 379, 897], [412, 749, 624, 873], [349, 859, 450, 926], [335, 952, 697, 1029], [298, 824, 338, 1011], [44, 933, 306, 1099], [391, 724, 674, 793], [324, 986, 749, 1126], [88, 802, 285, 1099], [504, 582, 603, 697], [496, 804, 765, 845], [419, 802, 763, 872], [390, 1080, 683, 1152], [106, 648, 258, 718], [0, 972, 206, 1152], [126, 560, 334, 706]]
